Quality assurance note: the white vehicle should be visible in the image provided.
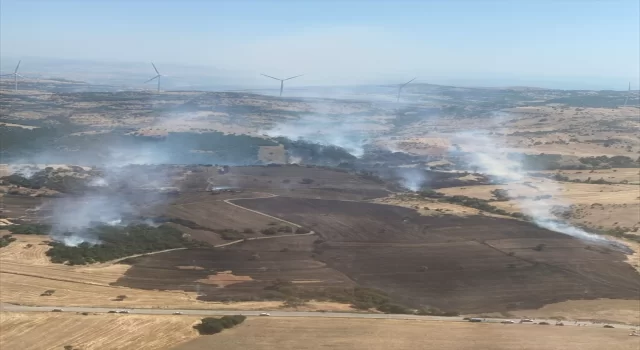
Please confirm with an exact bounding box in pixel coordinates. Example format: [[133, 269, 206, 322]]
[[501, 320, 515, 324], [173, 312, 183, 315], [259, 312, 270, 316]]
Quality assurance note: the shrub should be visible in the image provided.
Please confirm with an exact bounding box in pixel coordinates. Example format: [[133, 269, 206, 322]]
[[261, 227, 277, 235], [533, 244, 546, 251], [193, 315, 246, 335], [295, 227, 311, 234], [277, 226, 293, 233], [0, 234, 17, 248]]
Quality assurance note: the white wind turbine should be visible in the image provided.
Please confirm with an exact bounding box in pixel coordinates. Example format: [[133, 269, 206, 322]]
[[1, 60, 25, 91], [397, 77, 417, 102], [260, 73, 303, 97], [144, 63, 164, 92], [623, 82, 631, 107]]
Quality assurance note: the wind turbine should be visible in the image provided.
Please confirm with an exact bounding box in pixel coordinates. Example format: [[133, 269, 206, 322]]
[[397, 77, 417, 102], [144, 63, 163, 92], [260, 73, 303, 97], [623, 81, 631, 107], [1, 60, 24, 91]]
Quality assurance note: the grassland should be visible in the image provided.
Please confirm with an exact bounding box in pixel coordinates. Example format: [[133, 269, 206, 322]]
[[175, 317, 639, 350], [0, 312, 201, 350]]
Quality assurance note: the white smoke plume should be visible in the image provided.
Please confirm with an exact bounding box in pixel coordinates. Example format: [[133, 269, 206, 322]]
[[44, 145, 174, 246], [263, 115, 368, 157], [454, 131, 612, 244], [396, 167, 426, 191]]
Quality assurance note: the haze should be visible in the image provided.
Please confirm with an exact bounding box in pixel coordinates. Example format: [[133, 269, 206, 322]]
[[2, 0, 639, 89]]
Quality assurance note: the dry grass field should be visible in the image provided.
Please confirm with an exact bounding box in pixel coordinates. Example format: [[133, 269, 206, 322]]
[[175, 317, 640, 350], [438, 179, 640, 232], [0, 312, 200, 350], [508, 299, 640, 325]]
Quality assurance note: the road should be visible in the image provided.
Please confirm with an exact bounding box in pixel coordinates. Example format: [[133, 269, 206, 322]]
[[1, 303, 634, 329]]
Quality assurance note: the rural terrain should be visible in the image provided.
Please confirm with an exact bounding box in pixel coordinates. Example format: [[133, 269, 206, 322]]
[[0, 80, 639, 349]]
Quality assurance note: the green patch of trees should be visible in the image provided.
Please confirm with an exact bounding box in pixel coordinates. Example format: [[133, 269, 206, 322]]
[[193, 315, 246, 335], [0, 234, 17, 248], [46, 224, 211, 265], [7, 224, 51, 235], [579, 155, 638, 169]]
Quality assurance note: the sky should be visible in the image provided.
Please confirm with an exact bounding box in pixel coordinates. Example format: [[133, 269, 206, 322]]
[[1, 0, 639, 89]]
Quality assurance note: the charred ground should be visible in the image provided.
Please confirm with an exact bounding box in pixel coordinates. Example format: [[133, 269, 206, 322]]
[[101, 165, 640, 314]]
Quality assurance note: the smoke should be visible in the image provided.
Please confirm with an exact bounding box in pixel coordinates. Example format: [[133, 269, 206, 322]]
[[396, 167, 426, 191], [42, 144, 175, 246], [454, 131, 612, 244], [263, 115, 368, 157], [49, 194, 130, 245]]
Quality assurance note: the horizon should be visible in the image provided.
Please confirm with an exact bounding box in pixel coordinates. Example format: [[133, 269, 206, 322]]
[[1, 0, 639, 90]]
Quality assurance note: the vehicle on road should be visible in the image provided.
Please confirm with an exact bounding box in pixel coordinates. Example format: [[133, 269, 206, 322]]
[[259, 312, 270, 316], [51, 308, 63, 312], [468, 318, 482, 322], [118, 310, 130, 314], [173, 312, 183, 315], [520, 319, 533, 323], [501, 320, 515, 324], [108, 310, 117, 313]]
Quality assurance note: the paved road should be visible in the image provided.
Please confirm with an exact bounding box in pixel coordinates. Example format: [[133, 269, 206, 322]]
[[1, 303, 634, 329]]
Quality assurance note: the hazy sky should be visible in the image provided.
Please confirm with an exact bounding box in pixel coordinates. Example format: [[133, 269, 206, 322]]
[[1, 0, 639, 88]]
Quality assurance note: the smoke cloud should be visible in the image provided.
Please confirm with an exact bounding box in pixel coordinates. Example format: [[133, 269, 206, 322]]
[[454, 131, 614, 245], [396, 167, 426, 191], [263, 115, 368, 157]]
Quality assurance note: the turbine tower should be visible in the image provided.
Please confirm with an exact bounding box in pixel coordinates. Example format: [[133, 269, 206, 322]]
[[397, 77, 417, 102], [144, 63, 163, 92], [623, 81, 631, 107], [1, 60, 24, 91], [260, 73, 303, 97]]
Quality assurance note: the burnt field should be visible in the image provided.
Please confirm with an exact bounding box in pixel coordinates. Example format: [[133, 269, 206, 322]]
[[113, 236, 356, 302], [113, 195, 640, 313], [229, 197, 640, 312], [181, 165, 392, 200]]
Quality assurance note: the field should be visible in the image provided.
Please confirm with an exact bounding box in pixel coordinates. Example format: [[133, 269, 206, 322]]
[[0, 312, 200, 350], [0, 234, 349, 312], [175, 317, 640, 350], [438, 178, 640, 232], [224, 197, 640, 312]]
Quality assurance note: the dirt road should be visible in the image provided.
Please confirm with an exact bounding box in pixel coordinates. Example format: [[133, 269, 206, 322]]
[[1, 303, 634, 329]]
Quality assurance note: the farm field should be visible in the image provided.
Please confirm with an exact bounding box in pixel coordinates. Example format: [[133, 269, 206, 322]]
[[175, 317, 640, 350], [0, 312, 200, 350]]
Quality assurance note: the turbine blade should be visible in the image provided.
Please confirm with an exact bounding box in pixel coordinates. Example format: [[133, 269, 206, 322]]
[[14, 60, 21, 73], [401, 77, 417, 87], [152, 62, 159, 74], [144, 75, 160, 83], [261, 73, 281, 81], [284, 74, 303, 81]]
